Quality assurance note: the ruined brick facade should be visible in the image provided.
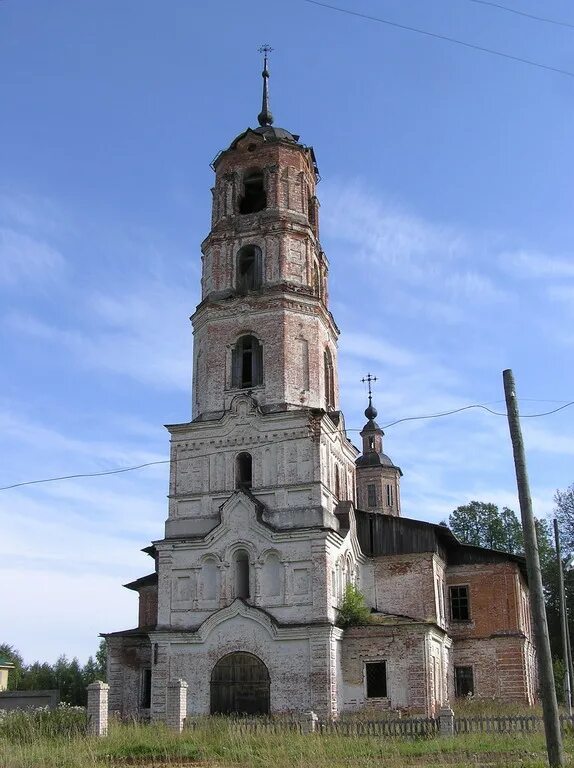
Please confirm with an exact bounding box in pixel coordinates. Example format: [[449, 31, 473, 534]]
[[104, 64, 537, 720]]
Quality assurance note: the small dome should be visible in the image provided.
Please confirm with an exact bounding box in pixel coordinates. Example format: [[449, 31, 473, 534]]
[[365, 403, 378, 420], [253, 125, 297, 142]]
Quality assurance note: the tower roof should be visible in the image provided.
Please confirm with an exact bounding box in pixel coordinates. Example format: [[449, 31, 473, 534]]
[[226, 48, 301, 150]]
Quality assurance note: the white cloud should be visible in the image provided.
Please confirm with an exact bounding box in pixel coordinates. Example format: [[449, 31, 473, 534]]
[[507, 250, 574, 280], [0, 228, 65, 286]]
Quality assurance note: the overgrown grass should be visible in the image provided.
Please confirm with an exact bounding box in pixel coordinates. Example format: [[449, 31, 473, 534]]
[[1, 713, 574, 767]]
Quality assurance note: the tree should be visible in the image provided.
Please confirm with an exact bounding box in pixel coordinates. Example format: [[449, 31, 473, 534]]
[[0, 643, 24, 690], [555, 484, 574, 553], [336, 584, 371, 628], [448, 501, 523, 553], [94, 639, 107, 681]]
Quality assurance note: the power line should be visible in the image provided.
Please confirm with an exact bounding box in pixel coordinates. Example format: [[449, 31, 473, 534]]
[[302, 0, 574, 78], [466, 0, 574, 30], [1, 400, 572, 493]]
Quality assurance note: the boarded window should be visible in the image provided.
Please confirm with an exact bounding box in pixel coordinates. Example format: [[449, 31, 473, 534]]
[[232, 335, 263, 388], [235, 550, 250, 599], [365, 661, 387, 698], [450, 585, 470, 621], [236, 452, 252, 490], [237, 245, 262, 292], [455, 666, 474, 697], [239, 171, 266, 214], [367, 484, 377, 508], [324, 348, 335, 410]]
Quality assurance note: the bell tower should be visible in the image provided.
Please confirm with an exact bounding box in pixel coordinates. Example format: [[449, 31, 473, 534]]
[[192, 48, 337, 420], [165, 50, 358, 540], [355, 376, 402, 516]]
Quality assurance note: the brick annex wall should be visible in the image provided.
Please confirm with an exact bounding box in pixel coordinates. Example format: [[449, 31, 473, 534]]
[[106, 636, 151, 716], [341, 624, 442, 715], [447, 561, 536, 704], [373, 553, 443, 625]]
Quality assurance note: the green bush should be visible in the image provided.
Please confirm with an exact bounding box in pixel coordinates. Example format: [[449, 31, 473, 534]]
[[0, 703, 88, 743], [336, 584, 371, 628]]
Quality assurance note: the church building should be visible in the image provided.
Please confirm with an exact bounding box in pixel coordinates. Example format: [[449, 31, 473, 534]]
[[104, 53, 537, 720]]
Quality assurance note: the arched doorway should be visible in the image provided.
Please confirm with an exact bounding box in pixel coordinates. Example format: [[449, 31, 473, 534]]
[[210, 652, 270, 715]]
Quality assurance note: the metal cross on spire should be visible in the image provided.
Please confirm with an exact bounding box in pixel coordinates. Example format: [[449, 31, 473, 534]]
[[361, 373, 378, 403], [257, 44, 274, 127]]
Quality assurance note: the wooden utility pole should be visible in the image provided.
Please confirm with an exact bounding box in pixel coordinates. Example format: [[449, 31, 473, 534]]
[[503, 369, 563, 768], [554, 518, 572, 715]]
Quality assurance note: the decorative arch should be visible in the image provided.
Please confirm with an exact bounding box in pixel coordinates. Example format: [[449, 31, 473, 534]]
[[210, 652, 270, 715], [232, 335, 263, 389]]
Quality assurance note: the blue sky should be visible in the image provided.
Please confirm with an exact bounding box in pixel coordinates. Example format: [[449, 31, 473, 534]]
[[1, 0, 573, 664]]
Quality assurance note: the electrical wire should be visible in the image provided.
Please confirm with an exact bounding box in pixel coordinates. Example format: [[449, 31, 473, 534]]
[[302, 0, 574, 78], [1, 400, 573, 492], [466, 0, 574, 30]]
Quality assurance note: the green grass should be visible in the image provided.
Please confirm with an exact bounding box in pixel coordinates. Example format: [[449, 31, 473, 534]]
[[1, 716, 574, 768]]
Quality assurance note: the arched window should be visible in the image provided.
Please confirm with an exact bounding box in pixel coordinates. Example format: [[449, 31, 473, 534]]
[[239, 170, 266, 214], [236, 452, 252, 490], [237, 245, 262, 292], [324, 348, 335, 410], [234, 549, 250, 599], [232, 335, 263, 389]]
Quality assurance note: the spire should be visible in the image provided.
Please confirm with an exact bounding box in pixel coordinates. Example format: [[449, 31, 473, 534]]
[[257, 45, 274, 127]]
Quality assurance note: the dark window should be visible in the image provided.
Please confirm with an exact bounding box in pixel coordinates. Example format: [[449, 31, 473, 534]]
[[237, 246, 262, 292], [141, 668, 152, 709], [335, 465, 341, 499], [386, 484, 394, 506], [455, 666, 474, 697], [367, 484, 377, 508], [450, 585, 470, 621], [365, 661, 387, 698], [239, 171, 266, 214], [235, 550, 250, 599], [324, 348, 335, 410], [236, 452, 252, 490], [232, 335, 263, 388]]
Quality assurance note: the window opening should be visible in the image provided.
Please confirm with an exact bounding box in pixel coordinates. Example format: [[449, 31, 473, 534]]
[[312, 262, 321, 297], [237, 246, 262, 292], [450, 585, 470, 621], [367, 484, 377, 508], [324, 348, 335, 410], [141, 668, 152, 709], [236, 452, 253, 490], [455, 666, 474, 697], [335, 465, 341, 499], [232, 335, 263, 388], [365, 661, 387, 698], [386, 484, 394, 506], [239, 171, 266, 214], [235, 550, 250, 599]]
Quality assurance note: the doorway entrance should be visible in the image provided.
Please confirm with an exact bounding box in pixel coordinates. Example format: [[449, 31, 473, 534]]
[[210, 652, 270, 715]]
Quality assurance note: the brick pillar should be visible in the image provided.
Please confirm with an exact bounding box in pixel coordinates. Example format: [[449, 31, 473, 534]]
[[87, 681, 109, 737], [300, 710, 318, 734], [439, 706, 454, 736], [166, 679, 188, 732]]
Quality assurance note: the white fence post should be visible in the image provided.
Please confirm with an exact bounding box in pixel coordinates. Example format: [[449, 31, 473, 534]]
[[166, 679, 188, 732], [439, 705, 455, 736], [87, 681, 109, 737], [300, 710, 318, 734]]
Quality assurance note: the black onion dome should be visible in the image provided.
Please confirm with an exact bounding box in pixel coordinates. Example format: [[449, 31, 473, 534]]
[[364, 402, 378, 420]]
